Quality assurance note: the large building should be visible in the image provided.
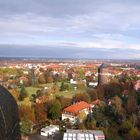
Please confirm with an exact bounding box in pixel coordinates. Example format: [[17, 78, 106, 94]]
[[98, 64, 110, 85], [62, 101, 90, 123], [63, 129, 105, 140], [0, 85, 20, 140]]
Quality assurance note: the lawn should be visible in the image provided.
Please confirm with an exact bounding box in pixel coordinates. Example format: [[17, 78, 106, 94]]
[[18, 82, 85, 98], [18, 86, 41, 97], [56, 89, 85, 98]]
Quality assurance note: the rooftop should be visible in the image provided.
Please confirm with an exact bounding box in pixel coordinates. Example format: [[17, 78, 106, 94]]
[[63, 101, 90, 115], [63, 129, 105, 140]]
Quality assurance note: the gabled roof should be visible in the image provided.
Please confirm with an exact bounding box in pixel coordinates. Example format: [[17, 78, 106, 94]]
[[63, 101, 90, 115]]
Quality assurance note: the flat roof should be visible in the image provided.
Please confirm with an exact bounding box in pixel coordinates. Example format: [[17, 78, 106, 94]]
[[63, 130, 105, 140]]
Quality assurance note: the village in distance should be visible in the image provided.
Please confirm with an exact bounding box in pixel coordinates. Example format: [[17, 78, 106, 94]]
[[0, 58, 140, 140]]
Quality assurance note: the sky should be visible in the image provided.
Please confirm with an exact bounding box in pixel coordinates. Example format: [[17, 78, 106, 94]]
[[0, 0, 140, 59]]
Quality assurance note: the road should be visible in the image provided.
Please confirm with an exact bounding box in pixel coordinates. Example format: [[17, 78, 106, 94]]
[[29, 132, 63, 140]]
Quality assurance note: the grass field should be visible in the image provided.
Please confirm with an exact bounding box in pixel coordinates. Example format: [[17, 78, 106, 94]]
[[18, 82, 85, 98]]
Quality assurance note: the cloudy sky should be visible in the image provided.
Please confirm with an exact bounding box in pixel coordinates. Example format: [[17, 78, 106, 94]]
[[0, 0, 140, 59]]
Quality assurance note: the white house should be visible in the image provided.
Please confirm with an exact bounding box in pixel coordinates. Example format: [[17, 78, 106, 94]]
[[40, 125, 59, 137], [62, 101, 90, 123]]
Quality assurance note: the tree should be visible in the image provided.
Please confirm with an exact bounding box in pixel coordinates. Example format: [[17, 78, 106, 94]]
[[51, 83, 60, 94], [72, 92, 90, 103], [20, 119, 32, 136], [60, 82, 69, 91], [105, 105, 116, 117], [86, 111, 94, 128], [34, 103, 47, 123], [77, 80, 86, 89], [86, 88, 98, 101], [126, 95, 137, 114], [104, 83, 122, 99], [112, 96, 123, 114], [78, 111, 87, 121], [46, 76, 53, 83], [19, 85, 28, 101], [49, 100, 62, 119], [9, 89, 19, 101], [38, 74, 46, 84], [56, 96, 71, 109], [129, 127, 140, 140], [120, 120, 133, 134], [19, 98, 35, 123]]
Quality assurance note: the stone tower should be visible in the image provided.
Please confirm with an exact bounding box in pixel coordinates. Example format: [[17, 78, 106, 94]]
[[98, 63, 109, 86]]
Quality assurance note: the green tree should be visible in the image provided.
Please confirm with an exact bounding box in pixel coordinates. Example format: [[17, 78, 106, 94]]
[[60, 82, 69, 91], [120, 120, 133, 133], [20, 119, 32, 136], [129, 127, 140, 140], [49, 100, 62, 119], [19, 85, 28, 101]]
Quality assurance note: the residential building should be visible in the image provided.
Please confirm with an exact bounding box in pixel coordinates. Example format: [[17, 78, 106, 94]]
[[62, 101, 90, 123]]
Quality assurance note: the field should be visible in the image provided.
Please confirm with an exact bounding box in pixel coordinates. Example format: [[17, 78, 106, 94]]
[[18, 82, 85, 98]]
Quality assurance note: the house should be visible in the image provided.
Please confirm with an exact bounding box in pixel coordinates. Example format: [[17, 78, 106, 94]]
[[41, 125, 59, 137], [63, 129, 105, 140], [62, 101, 90, 123], [70, 79, 77, 84]]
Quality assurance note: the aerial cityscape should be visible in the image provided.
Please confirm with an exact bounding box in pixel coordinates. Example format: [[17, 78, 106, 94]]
[[0, 0, 140, 140]]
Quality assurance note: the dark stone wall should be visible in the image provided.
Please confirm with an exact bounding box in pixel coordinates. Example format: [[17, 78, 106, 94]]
[[0, 85, 21, 140]]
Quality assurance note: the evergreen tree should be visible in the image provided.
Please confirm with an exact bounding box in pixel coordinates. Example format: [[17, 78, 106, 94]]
[[19, 85, 28, 101], [49, 100, 61, 119]]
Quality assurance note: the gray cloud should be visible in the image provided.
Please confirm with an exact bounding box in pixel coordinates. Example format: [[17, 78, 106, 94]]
[[0, 0, 140, 58], [0, 44, 139, 59]]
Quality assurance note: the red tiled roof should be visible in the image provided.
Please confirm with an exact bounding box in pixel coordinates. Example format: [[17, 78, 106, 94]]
[[63, 101, 90, 115], [91, 99, 100, 105]]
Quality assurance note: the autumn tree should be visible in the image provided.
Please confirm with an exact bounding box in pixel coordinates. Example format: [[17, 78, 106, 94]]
[[51, 83, 60, 94], [86, 88, 98, 101], [77, 80, 86, 89], [34, 103, 47, 123], [72, 92, 90, 103], [112, 96, 123, 114], [78, 111, 87, 121], [38, 74, 46, 84], [8, 89, 19, 101], [19, 98, 35, 123], [56, 96, 71, 109], [129, 127, 140, 140], [126, 95, 137, 114]]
